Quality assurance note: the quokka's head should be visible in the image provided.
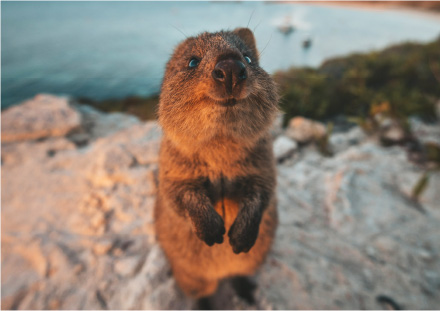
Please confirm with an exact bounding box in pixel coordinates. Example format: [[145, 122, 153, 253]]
[[158, 28, 279, 147]]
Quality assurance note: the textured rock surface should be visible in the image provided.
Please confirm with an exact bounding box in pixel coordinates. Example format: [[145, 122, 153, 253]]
[[272, 142, 439, 310], [329, 126, 367, 154], [1, 96, 439, 310], [72, 103, 141, 142], [378, 117, 407, 143], [2, 120, 169, 310], [1, 94, 81, 143], [285, 117, 327, 143], [273, 136, 298, 160], [409, 117, 440, 145]]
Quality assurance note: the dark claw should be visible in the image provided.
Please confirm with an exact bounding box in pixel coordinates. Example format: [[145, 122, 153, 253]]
[[192, 207, 226, 246], [228, 217, 259, 254]]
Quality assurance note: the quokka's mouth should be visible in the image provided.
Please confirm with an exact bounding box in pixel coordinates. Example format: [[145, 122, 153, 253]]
[[208, 96, 242, 107], [222, 98, 237, 107]]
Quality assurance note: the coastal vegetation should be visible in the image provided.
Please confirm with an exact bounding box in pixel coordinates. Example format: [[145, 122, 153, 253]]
[[274, 37, 440, 126]]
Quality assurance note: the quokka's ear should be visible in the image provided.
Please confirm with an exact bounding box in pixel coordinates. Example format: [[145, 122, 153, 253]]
[[233, 28, 259, 59]]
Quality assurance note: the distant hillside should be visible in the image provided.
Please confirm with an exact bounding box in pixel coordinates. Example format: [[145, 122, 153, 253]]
[[306, 1, 440, 12]]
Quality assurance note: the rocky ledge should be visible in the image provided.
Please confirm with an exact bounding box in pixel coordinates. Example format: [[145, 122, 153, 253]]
[[1, 94, 439, 309]]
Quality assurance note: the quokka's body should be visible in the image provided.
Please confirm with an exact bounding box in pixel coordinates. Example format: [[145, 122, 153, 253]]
[[154, 28, 279, 298]]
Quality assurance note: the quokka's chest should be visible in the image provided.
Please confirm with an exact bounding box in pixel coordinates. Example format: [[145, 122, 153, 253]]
[[204, 176, 243, 227]]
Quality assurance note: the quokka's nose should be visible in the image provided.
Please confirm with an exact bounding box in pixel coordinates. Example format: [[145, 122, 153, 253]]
[[212, 59, 247, 93]]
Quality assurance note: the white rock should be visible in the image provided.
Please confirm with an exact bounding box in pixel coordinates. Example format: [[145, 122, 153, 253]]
[[74, 103, 141, 141], [285, 117, 326, 143], [1, 94, 81, 142], [329, 126, 367, 153], [1, 97, 440, 310], [273, 136, 297, 160], [409, 117, 440, 145], [378, 117, 406, 143]]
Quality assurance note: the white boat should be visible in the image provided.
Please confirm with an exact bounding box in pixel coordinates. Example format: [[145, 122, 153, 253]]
[[277, 16, 295, 35]]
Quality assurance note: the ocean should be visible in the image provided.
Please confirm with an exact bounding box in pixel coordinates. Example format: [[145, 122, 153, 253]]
[[2, 1, 439, 108]]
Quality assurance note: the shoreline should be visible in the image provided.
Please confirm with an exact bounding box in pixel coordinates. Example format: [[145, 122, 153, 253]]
[[297, 1, 440, 20]]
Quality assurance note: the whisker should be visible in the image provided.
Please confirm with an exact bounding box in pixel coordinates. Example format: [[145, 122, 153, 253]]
[[171, 24, 188, 38], [247, 9, 256, 28], [258, 33, 273, 58], [253, 20, 262, 33]]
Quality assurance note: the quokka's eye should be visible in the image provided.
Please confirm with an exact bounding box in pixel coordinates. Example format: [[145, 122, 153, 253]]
[[188, 58, 200, 68], [244, 55, 252, 64]]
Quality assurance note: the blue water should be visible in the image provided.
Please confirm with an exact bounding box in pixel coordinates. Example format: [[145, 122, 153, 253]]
[[2, 1, 439, 108]]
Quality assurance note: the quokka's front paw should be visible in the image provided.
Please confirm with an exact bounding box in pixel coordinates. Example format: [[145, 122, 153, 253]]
[[228, 214, 260, 254], [191, 207, 226, 246]]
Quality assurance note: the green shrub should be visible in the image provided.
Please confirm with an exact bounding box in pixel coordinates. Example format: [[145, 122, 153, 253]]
[[274, 38, 440, 126]]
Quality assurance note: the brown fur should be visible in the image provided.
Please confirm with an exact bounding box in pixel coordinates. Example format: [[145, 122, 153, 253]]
[[154, 28, 279, 298]]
